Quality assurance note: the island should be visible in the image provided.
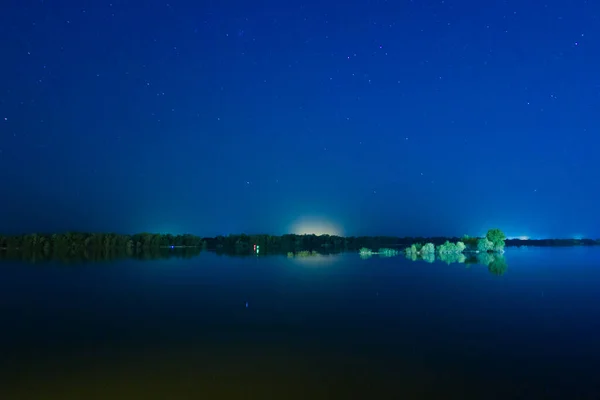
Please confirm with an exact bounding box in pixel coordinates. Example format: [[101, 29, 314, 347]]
[[398, 228, 509, 275]]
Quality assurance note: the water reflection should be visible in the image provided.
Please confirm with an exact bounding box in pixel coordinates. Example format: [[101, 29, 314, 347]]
[[285, 250, 343, 266], [0, 245, 509, 277], [405, 251, 509, 276], [358, 247, 400, 259], [1, 248, 600, 398], [0, 246, 202, 264], [439, 252, 467, 264], [0, 247, 350, 266], [422, 252, 435, 263]]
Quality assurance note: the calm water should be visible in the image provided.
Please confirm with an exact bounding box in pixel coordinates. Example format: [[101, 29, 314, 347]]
[[1, 247, 600, 399]]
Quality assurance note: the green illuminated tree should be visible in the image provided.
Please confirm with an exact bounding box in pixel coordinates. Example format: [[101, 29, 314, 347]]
[[477, 237, 493, 252], [421, 243, 435, 254], [437, 241, 465, 254], [486, 228, 506, 252]]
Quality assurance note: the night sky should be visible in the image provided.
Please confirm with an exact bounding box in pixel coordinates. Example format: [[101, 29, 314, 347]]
[[1, 1, 598, 239]]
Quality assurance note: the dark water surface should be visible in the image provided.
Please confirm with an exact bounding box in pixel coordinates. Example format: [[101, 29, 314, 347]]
[[1, 248, 600, 399]]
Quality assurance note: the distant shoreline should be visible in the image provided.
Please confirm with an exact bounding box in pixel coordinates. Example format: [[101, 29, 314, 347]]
[[0, 232, 598, 254], [0, 233, 598, 265]]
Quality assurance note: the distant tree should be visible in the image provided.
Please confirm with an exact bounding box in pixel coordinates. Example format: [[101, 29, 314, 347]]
[[437, 241, 465, 254], [421, 243, 435, 254], [477, 237, 494, 252], [437, 241, 455, 254], [405, 244, 418, 255], [461, 235, 479, 248], [359, 247, 373, 256], [486, 228, 506, 252]]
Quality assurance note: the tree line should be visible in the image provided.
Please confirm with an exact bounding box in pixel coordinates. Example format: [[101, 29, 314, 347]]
[[0, 232, 205, 253], [405, 228, 508, 257], [0, 232, 206, 263], [0, 232, 451, 255], [1, 231, 598, 259]]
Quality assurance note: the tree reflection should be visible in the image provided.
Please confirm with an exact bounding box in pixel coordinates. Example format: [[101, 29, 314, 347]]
[[475, 252, 495, 266], [487, 256, 508, 276], [406, 251, 508, 276], [0, 246, 202, 264], [439, 252, 466, 265], [422, 253, 435, 263]]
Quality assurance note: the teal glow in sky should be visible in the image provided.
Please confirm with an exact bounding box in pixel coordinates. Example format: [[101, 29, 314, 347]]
[[290, 217, 344, 237]]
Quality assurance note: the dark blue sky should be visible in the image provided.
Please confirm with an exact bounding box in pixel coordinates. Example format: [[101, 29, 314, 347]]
[[0, 0, 598, 238]]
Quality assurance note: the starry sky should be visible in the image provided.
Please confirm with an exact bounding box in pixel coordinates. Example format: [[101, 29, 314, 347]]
[[1, 0, 598, 239]]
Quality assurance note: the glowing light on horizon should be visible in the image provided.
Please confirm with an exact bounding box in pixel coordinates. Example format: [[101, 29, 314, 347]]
[[290, 217, 343, 236], [507, 235, 531, 240]]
